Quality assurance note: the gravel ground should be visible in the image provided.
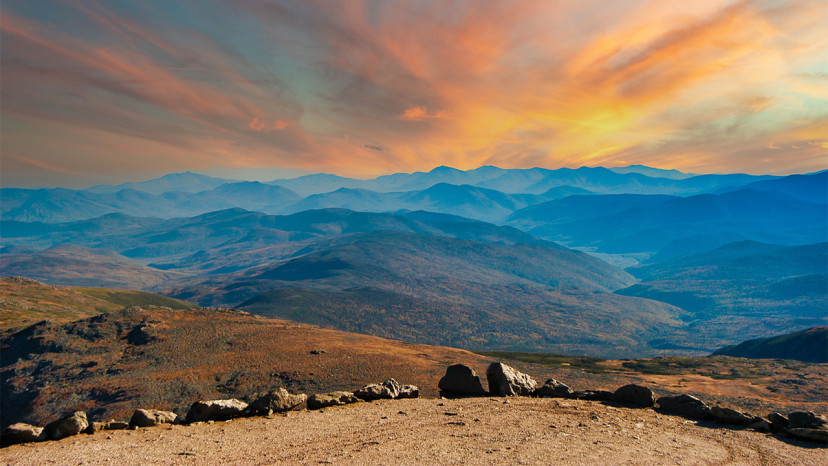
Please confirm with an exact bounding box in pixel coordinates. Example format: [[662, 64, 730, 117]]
[[3, 397, 826, 465]]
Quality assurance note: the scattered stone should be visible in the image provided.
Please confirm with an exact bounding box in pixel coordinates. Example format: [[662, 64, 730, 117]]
[[245, 389, 307, 416], [130, 409, 178, 428], [397, 385, 420, 399], [656, 394, 711, 420], [307, 391, 360, 410], [767, 412, 788, 433], [309, 349, 327, 355], [534, 378, 573, 398], [787, 427, 828, 444], [355, 379, 401, 401], [486, 362, 537, 397], [1, 423, 45, 446], [438, 364, 487, 396], [612, 384, 655, 408], [711, 406, 755, 426], [44, 411, 89, 441], [447, 421, 466, 426], [787, 411, 827, 429], [186, 399, 248, 423], [571, 390, 614, 402]]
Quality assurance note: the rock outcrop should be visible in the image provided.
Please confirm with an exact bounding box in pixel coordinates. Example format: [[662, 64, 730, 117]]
[[129, 409, 178, 428], [44, 411, 89, 440], [307, 391, 361, 410], [711, 407, 755, 426], [534, 378, 573, 398], [656, 394, 712, 420], [767, 412, 788, 433], [1, 423, 45, 446], [438, 364, 487, 396], [186, 399, 248, 423], [245, 389, 307, 416], [355, 379, 401, 401], [398, 385, 420, 399], [486, 363, 537, 397], [612, 384, 655, 408], [786, 411, 828, 443]]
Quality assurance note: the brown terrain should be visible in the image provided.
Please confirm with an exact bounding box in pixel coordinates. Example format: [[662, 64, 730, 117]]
[[2, 279, 827, 463], [3, 398, 827, 465]]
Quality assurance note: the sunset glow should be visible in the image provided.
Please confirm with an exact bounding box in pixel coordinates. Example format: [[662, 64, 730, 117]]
[[1, 0, 826, 187]]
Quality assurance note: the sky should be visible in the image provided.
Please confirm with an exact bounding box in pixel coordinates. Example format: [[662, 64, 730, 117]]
[[1, 0, 827, 188]]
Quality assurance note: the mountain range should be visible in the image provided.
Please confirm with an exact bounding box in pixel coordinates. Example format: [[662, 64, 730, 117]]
[[1, 165, 825, 358]]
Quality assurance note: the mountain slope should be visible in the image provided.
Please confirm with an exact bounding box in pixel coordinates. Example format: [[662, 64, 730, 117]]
[[509, 189, 827, 255], [0, 276, 192, 334], [0, 305, 494, 429], [86, 171, 236, 194], [617, 242, 828, 349], [712, 327, 828, 363], [717, 171, 827, 204], [0, 245, 185, 289]]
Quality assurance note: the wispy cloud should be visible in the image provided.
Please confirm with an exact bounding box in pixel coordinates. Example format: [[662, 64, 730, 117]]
[[1, 0, 826, 186]]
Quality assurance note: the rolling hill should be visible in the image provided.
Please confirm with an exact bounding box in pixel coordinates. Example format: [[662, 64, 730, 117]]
[[616, 242, 828, 349], [0, 276, 192, 334], [508, 189, 827, 256], [0, 244, 186, 289], [712, 327, 828, 363]]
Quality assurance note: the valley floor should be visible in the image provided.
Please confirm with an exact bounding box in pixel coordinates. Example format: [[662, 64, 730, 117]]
[[3, 398, 825, 465]]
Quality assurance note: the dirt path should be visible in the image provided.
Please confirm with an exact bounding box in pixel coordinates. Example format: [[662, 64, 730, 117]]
[[3, 398, 826, 465]]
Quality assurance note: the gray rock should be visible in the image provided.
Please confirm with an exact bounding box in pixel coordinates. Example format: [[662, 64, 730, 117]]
[[486, 363, 537, 397], [129, 409, 178, 428], [245, 389, 307, 416], [44, 411, 89, 440], [398, 385, 420, 399], [767, 412, 788, 433], [438, 364, 487, 396], [612, 384, 655, 408], [355, 384, 396, 401], [711, 406, 754, 426], [787, 411, 827, 429], [787, 427, 828, 443], [656, 394, 711, 420], [186, 399, 248, 423], [307, 391, 361, 410], [1, 423, 45, 446], [534, 379, 573, 398], [571, 390, 614, 401]]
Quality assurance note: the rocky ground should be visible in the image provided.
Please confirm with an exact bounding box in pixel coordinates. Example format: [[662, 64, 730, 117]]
[[3, 397, 826, 465]]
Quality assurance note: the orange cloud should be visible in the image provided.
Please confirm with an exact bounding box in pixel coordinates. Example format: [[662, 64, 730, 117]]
[[399, 106, 448, 121]]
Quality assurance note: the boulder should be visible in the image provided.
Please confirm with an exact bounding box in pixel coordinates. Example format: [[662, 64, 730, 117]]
[[486, 363, 537, 397], [612, 384, 655, 408], [398, 385, 420, 399], [711, 406, 754, 426], [355, 384, 395, 401], [438, 364, 487, 396], [44, 411, 89, 440], [749, 419, 771, 433], [534, 379, 573, 398], [307, 391, 361, 410], [656, 394, 711, 420], [1, 423, 45, 446], [355, 379, 402, 401], [245, 389, 307, 416], [787, 427, 828, 444], [129, 409, 178, 428], [787, 411, 827, 429], [186, 399, 248, 423], [571, 390, 614, 402], [767, 412, 788, 433]]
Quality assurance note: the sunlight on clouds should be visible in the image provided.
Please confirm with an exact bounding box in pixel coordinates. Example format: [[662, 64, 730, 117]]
[[1, 0, 826, 185]]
